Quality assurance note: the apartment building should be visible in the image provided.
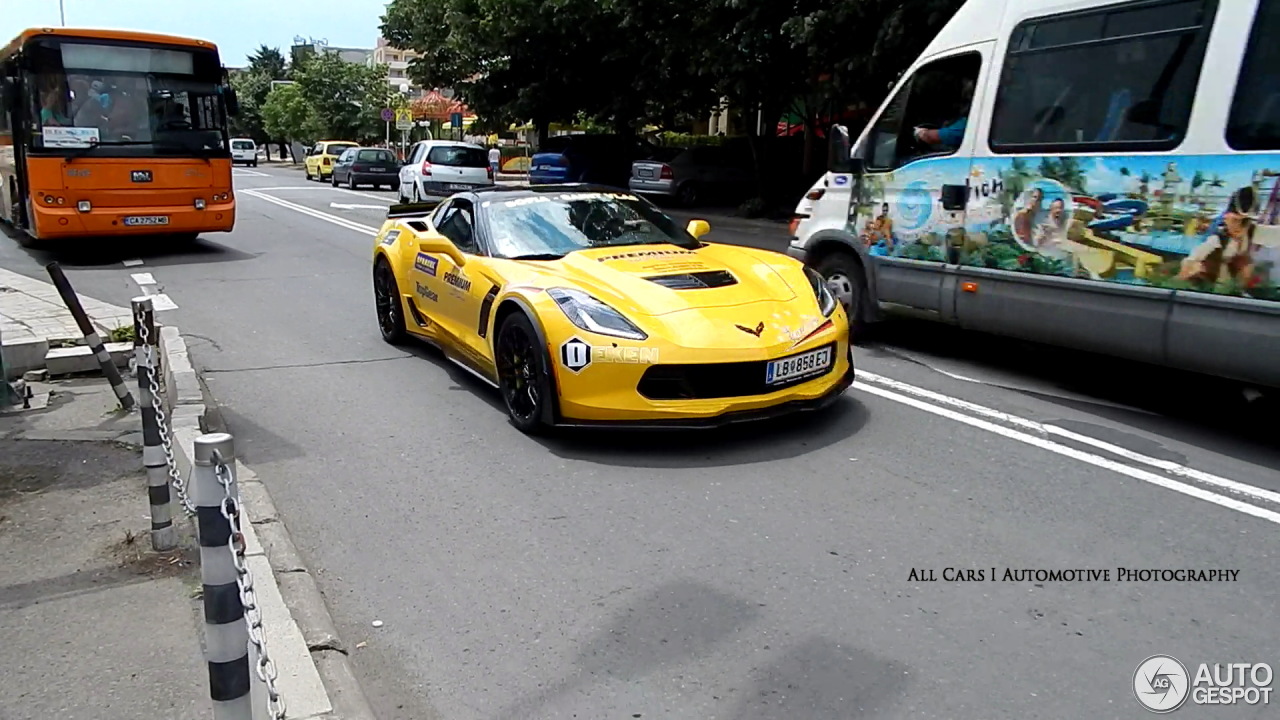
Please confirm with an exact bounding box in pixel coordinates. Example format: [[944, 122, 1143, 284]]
[[372, 37, 422, 96]]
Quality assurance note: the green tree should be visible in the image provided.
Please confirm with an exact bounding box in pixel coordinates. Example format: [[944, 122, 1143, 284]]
[[247, 45, 288, 82], [228, 46, 292, 158], [261, 83, 319, 146], [291, 51, 389, 142]]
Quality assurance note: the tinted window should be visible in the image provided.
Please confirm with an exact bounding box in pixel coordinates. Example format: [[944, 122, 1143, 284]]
[[231, 140, 254, 149], [427, 145, 487, 167], [483, 191, 699, 259], [358, 149, 393, 162], [338, 149, 355, 162], [991, 0, 1216, 152], [326, 143, 356, 155], [1227, 0, 1280, 150], [435, 200, 478, 254]]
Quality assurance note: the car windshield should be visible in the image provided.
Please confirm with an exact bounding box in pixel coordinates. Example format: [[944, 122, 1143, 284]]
[[428, 145, 487, 167], [483, 191, 700, 259], [26, 38, 229, 156]]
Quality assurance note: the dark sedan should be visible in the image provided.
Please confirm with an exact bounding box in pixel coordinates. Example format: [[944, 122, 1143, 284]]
[[331, 147, 401, 191]]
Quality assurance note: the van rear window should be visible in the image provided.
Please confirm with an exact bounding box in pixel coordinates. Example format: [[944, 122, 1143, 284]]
[[231, 140, 254, 149]]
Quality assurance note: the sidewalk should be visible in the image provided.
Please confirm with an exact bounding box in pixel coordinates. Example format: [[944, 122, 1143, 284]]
[[0, 379, 211, 720], [1, 267, 134, 380]]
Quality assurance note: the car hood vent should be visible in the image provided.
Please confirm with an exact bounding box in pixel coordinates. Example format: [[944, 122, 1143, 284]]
[[645, 270, 738, 289]]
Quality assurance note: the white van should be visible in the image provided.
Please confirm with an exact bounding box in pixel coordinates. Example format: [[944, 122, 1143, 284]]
[[230, 138, 257, 167], [788, 0, 1280, 390]]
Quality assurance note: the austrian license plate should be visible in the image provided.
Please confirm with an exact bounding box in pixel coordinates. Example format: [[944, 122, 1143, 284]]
[[123, 216, 170, 226], [765, 346, 833, 386]]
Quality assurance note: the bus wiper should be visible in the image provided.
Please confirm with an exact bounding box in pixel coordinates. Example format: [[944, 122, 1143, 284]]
[[63, 140, 152, 162]]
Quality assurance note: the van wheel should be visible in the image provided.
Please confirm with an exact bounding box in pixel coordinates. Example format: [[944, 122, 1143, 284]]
[[816, 251, 866, 338]]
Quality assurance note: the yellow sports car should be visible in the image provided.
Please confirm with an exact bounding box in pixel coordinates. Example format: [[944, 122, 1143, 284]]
[[371, 185, 854, 432]]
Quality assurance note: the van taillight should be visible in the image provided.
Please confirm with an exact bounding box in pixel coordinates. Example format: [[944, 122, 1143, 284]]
[[806, 189, 825, 200], [660, 164, 673, 180], [421, 161, 432, 176]]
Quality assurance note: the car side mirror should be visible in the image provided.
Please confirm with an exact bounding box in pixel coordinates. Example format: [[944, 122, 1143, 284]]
[[686, 219, 711, 239], [419, 236, 466, 268]]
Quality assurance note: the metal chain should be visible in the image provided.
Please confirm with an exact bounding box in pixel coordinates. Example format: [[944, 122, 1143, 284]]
[[216, 450, 287, 720], [135, 307, 196, 515]]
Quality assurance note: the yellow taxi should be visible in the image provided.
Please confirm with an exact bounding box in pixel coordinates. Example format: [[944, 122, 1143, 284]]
[[304, 141, 358, 181]]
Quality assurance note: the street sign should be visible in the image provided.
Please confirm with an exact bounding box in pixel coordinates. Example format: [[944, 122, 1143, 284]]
[[395, 108, 413, 130], [450, 112, 463, 128], [380, 108, 394, 122]]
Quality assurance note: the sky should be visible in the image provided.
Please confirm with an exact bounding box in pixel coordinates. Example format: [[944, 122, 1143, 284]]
[[3, 0, 392, 67]]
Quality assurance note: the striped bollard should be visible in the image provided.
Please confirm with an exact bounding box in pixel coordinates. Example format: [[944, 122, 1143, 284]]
[[45, 262, 135, 410], [194, 433, 253, 720], [134, 297, 176, 551]]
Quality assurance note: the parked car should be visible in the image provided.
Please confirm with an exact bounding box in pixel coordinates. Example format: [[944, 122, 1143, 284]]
[[331, 147, 401, 190], [304, 140, 358, 181], [629, 145, 755, 206], [230, 138, 258, 167], [529, 134, 656, 187], [398, 140, 494, 202]]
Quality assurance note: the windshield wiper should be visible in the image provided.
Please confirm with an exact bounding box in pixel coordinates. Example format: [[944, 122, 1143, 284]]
[[507, 253, 565, 261], [62, 140, 152, 161]]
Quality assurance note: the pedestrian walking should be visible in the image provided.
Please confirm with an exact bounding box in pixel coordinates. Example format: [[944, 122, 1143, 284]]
[[489, 145, 501, 177]]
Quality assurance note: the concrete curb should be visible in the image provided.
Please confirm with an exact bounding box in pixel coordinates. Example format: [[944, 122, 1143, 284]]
[[158, 325, 377, 720]]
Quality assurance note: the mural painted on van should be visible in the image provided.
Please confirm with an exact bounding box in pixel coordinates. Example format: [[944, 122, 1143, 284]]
[[849, 156, 1280, 302]]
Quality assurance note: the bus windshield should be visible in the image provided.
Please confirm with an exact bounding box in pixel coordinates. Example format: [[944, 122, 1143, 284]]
[[25, 37, 229, 157]]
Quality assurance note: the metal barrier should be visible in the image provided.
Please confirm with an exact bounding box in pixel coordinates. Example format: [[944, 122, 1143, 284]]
[[131, 304, 286, 719], [46, 262, 135, 410]]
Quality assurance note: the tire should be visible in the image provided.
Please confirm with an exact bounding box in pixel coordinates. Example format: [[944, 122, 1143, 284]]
[[251, 161, 258, 168], [815, 250, 866, 338], [390, 181, 400, 194], [411, 183, 421, 203], [304, 167, 311, 180], [373, 258, 407, 345], [331, 172, 339, 187], [495, 312, 555, 435], [348, 175, 358, 190], [677, 182, 699, 207]]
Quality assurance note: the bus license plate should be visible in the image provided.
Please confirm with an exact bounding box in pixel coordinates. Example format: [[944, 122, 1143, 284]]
[[765, 346, 832, 386], [123, 216, 169, 226]]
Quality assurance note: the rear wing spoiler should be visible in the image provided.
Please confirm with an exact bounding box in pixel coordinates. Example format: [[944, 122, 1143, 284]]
[[387, 200, 443, 219]]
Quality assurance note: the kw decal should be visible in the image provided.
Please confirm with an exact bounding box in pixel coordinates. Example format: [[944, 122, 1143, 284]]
[[414, 252, 438, 276]]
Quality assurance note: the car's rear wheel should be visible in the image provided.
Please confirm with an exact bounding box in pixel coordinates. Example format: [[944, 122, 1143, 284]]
[[373, 259, 407, 345], [331, 172, 339, 187], [496, 312, 554, 435], [348, 175, 358, 190], [411, 183, 422, 203], [678, 181, 699, 207]]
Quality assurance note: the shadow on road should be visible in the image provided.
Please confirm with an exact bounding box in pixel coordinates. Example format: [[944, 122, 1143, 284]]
[[1, 225, 257, 269], [861, 315, 1280, 474]]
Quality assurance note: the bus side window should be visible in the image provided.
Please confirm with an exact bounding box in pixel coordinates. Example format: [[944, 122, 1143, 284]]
[[864, 53, 982, 172], [1227, 0, 1280, 151], [990, 0, 1214, 153]]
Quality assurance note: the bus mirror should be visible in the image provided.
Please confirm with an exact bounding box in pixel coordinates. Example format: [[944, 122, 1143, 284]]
[[0, 78, 13, 113], [224, 86, 241, 116], [828, 124, 854, 174]]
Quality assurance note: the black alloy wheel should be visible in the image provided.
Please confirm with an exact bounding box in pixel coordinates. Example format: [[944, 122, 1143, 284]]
[[496, 313, 553, 434], [373, 259, 407, 344]]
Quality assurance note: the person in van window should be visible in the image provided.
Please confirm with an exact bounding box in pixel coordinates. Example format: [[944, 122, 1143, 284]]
[[913, 77, 975, 151], [1178, 187, 1260, 289]]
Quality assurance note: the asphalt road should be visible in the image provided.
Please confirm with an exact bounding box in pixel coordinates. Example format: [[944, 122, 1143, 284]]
[[4, 164, 1278, 719]]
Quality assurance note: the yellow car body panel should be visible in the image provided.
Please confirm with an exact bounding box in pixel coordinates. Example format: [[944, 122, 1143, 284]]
[[306, 140, 358, 179], [372, 200, 854, 427]]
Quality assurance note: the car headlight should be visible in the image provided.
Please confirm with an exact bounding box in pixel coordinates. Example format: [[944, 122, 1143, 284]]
[[547, 288, 648, 340], [805, 267, 838, 317]]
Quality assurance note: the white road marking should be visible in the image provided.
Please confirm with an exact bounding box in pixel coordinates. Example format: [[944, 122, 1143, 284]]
[[330, 202, 390, 210], [129, 272, 179, 311], [857, 370, 1280, 507], [122, 258, 144, 267], [240, 189, 379, 236], [240, 185, 396, 204], [853, 381, 1280, 526], [232, 168, 271, 177]]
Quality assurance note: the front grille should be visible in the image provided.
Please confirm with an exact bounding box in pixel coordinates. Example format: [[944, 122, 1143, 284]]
[[637, 342, 837, 400], [644, 270, 738, 289]]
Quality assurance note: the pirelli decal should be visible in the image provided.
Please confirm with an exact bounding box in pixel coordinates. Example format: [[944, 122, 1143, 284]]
[[477, 284, 500, 338]]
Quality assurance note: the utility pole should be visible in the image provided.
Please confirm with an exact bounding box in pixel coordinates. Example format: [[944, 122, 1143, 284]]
[[60, 0, 67, 26]]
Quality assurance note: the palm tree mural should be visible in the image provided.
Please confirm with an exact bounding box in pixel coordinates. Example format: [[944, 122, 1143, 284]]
[[1037, 157, 1087, 193], [998, 157, 1035, 220]]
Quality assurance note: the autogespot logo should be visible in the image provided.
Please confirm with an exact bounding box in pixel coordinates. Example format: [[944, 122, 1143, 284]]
[[1135, 655, 1190, 713]]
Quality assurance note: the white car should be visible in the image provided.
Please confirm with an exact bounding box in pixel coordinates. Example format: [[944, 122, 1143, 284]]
[[230, 138, 257, 167], [397, 140, 494, 203]]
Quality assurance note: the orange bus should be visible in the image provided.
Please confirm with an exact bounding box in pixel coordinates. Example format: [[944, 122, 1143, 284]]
[[0, 28, 240, 244]]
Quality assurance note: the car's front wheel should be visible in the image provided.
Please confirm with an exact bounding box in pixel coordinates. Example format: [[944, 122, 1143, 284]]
[[373, 259, 407, 345], [495, 312, 554, 434]]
